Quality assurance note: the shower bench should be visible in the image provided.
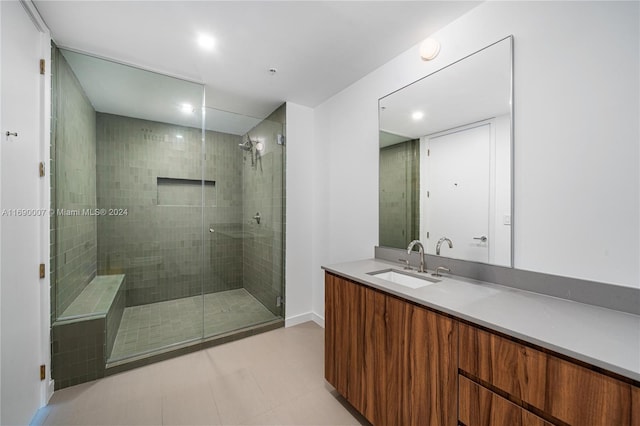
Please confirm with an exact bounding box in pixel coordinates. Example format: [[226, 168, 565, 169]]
[[51, 274, 125, 389]]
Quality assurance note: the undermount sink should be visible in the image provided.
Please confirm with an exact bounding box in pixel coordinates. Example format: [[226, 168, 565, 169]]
[[367, 269, 440, 289]]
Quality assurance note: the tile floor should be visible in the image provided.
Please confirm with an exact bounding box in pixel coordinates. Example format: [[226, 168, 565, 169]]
[[36, 322, 369, 426], [110, 289, 278, 361]]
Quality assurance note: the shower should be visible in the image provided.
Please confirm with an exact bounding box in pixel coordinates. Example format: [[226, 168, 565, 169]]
[[50, 45, 285, 389], [239, 133, 262, 167], [238, 137, 253, 151]]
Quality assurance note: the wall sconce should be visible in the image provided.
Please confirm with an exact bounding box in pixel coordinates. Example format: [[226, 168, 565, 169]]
[[420, 38, 440, 61]]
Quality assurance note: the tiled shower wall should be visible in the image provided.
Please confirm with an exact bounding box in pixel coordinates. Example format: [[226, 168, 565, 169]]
[[51, 47, 98, 318], [242, 105, 285, 316], [379, 139, 420, 249], [95, 113, 245, 306]]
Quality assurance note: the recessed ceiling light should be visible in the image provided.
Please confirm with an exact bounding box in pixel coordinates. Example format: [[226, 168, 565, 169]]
[[197, 34, 215, 51], [176, 134, 184, 139], [412, 111, 424, 120], [180, 103, 194, 114]]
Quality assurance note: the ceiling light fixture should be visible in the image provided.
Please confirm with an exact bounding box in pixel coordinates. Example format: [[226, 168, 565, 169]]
[[180, 103, 194, 114], [197, 34, 215, 51], [412, 111, 424, 120], [420, 37, 440, 61]]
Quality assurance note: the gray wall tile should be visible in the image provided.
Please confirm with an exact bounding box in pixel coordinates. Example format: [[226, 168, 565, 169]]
[[51, 47, 98, 319]]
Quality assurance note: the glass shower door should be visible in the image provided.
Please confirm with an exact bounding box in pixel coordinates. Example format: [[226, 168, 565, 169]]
[[91, 73, 206, 362], [51, 46, 208, 369], [202, 106, 285, 339]]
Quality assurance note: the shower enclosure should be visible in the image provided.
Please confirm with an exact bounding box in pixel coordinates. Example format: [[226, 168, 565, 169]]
[[50, 46, 285, 388]]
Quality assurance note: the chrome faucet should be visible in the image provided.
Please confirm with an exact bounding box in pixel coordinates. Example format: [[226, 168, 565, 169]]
[[436, 237, 453, 255], [407, 240, 426, 273]]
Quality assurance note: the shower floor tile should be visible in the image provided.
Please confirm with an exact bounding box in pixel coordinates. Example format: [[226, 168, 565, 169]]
[[109, 289, 278, 362]]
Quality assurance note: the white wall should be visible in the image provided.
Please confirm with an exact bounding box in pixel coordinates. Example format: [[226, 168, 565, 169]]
[[0, 2, 3, 422], [284, 103, 316, 326], [311, 1, 639, 317]]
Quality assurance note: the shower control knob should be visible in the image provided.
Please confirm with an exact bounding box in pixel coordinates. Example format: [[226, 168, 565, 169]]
[[209, 228, 215, 233]]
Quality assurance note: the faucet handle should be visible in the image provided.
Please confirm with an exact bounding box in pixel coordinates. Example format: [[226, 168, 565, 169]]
[[432, 266, 450, 277], [398, 258, 412, 270]]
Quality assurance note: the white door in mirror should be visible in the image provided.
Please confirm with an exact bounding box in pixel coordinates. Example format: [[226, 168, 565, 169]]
[[424, 123, 491, 263]]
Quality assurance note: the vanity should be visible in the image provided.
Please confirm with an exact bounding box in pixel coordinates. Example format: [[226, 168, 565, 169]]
[[323, 260, 640, 426], [328, 33, 640, 425]]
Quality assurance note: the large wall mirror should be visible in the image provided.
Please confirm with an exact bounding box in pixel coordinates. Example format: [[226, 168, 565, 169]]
[[378, 36, 513, 267]]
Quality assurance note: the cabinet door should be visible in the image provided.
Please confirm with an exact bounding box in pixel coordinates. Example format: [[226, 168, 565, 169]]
[[324, 273, 365, 411], [364, 289, 458, 426], [632, 386, 640, 425], [362, 286, 388, 424], [459, 376, 551, 426]]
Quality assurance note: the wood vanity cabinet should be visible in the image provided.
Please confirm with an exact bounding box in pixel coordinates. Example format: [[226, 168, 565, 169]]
[[633, 387, 640, 425], [325, 271, 640, 426], [459, 375, 552, 426], [459, 322, 640, 426], [324, 272, 458, 426]]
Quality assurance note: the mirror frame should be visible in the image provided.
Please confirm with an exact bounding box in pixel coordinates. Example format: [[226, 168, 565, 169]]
[[378, 35, 514, 268]]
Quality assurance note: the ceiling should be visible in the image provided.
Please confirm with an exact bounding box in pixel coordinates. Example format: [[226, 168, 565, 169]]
[[35, 1, 480, 120]]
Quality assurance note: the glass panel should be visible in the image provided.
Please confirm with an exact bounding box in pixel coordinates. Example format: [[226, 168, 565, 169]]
[[50, 44, 285, 381], [51, 46, 205, 364], [203, 105, 286, 339]]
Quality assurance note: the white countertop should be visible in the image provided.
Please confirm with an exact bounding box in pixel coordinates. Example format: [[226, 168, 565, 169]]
[[323, 258, 640, 383]]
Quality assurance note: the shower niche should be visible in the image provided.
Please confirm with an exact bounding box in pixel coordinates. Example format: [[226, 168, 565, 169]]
[[50, 45, 286, 389], [157, 178, 216, 207]]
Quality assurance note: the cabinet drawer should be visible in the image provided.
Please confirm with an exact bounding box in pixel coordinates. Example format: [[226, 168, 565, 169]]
[[459, 323, 635, 425], [459, 375, 551, 426]]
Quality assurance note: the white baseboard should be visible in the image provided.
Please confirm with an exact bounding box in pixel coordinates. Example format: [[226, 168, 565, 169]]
[[285, 312, 313, 327], [285, 312, 325, 328], [46, 379, 54, 402], [311, 312, 324, 328], [30, 406, 51, 426]]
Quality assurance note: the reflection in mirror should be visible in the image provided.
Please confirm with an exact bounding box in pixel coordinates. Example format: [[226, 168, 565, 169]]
[[379, 36, 513, 267]]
